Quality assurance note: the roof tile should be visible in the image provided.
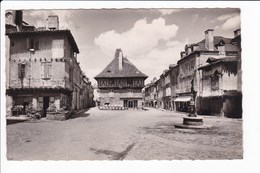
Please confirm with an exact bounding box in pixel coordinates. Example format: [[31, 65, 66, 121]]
[[95, 56, 148, 78]]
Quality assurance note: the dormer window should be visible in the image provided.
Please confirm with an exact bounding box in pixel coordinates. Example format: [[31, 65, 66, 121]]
[[217, 40, 225, 55], [27, 38, 39, 51]]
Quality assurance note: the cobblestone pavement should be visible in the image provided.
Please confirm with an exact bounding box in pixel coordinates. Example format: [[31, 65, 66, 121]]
[[6, 107, 243, 160]]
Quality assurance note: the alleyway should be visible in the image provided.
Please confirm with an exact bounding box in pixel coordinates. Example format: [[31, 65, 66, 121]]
[[6, 107, 242, 160]]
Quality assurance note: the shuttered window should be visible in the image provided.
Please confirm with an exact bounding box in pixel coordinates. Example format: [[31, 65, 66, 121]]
[[26, 38, 39, 51], [211, 77, 219, 90], [18, 63, 26, 79], [52, 39, 64, 58], [41, 62, 52, 79]]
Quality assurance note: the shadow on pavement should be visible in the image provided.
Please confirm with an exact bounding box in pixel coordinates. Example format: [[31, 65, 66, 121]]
[[70, 110, 90, 119]]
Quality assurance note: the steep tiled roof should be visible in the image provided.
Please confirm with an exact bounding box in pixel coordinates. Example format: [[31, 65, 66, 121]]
[[179, 36, 238, 62], [199, 36, 232, 45], [195, 36, 234, 52], [198, 56, 238, 70], [6, 29, 79, 53], [224, 43, 238, 52], [95, 56, 148, 78]]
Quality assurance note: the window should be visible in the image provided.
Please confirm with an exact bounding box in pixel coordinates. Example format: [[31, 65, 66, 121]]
[[211, 77, 219, 90], [52, 39, 64, 58], [50, 97, 55, 103], [218, 45, 225, 55], [69, 68, 73, 82], [109, 90, 114, 97], [18, 63, 26, 79], [109, 79, 114, 85], [41, 62, 52, 79], [27, 38, 39, 51], [127, 78, 133, 85]]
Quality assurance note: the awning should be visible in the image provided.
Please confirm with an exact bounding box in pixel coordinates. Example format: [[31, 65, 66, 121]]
[[174, 96, 191, 102]]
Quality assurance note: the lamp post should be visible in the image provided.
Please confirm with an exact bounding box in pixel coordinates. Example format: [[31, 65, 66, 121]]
[[188, 79, 197, 117]]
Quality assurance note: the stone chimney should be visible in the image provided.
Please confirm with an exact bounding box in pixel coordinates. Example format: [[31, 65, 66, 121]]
[[47, 15, 59, 30], [5, 10, 23, 31], [115, 49, 123, 70], [169, 64, 176, 69], [15, 10, 23, 26], [205, 29, 214, 51], [180, 51, 185, 59], [234, 29, 241, 37]]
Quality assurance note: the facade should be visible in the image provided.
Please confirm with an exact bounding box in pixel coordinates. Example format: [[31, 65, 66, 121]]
[[95, 49, 148, 108], [197, 30, 242, 118], [144, 78, 157, 108], [175, 29, 239, 113], [143, 28, 242, 117], [163, 69, 172, 110], [5, 11, 94, 118], [197, 57, 242, 118]]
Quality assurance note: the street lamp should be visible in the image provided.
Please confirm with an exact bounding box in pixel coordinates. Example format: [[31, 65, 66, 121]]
[[188, 79, 197, 117]]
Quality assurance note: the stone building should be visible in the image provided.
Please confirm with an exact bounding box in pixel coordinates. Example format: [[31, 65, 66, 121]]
[[95, 49, 147, 108], [144, 78, 157, 108], [169, 64, 179, 111], [176, 29, 239, 113], [5, 11, 93, 118], [197, 30, 242, 118], [143, 29, 241, 117], [161, 69, 172, 110], [144, 64, 178, 111], [81, 75, 94, 109], [197, 57, 242, 117]]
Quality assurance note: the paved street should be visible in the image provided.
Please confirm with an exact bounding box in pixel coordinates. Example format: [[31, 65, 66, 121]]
[[7, 107, 242, 160]]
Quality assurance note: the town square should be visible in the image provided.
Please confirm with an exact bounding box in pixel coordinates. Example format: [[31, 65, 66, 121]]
[[4, 1, 260, 173], [4, 8, 242, 161]]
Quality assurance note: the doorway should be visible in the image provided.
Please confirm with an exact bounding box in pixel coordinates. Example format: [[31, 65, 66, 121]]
[[128, 100, 133, 108], [43, 96, 50, 117]]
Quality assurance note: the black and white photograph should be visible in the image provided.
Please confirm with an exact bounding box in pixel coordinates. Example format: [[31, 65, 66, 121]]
[[1, 1, 260, 173], [4, 7, 243, 160]]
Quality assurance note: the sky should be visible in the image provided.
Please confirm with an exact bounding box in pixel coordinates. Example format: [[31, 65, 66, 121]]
[[22, 8, 240, 85]]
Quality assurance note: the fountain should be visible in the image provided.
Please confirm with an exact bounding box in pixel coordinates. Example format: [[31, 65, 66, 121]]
[[174, 79, 209, 129]]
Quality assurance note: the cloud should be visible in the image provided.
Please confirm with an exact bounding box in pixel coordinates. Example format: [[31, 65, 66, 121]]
[[213, 13, 240, 31], [158, 9, 181, 16], [221, 15, 240, 30], [216, 13, 238, 21], [94, 17, 178, 57], [130, 39, 188, 83]]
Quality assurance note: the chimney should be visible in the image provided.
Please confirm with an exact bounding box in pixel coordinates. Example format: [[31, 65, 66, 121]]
[[115, 49, 123, 70], [205, 29, 214, 51], [193, 44, 199, 51], [169, 64, 176, 69], [234, 29, 241, 37], [47, 15, 59, 30], [180, 51, 185, 58], [14, 10, 23, 26]]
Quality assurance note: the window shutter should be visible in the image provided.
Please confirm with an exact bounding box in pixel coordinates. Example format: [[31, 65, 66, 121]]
[[41, 63, 44, 78], [18, 63, 21, 78], [44, 63, 48, 78], [48, 63, 52, 78], [34, 40, 39, 50], [26, 38, 30, 49]]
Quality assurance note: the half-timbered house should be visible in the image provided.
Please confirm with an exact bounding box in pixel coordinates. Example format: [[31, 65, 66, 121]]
[[94, 49, 148, 108]]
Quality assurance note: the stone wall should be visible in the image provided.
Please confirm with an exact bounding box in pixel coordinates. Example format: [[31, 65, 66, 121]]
[[99, 89, 143, 107], [8, 33, 73, 90]]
